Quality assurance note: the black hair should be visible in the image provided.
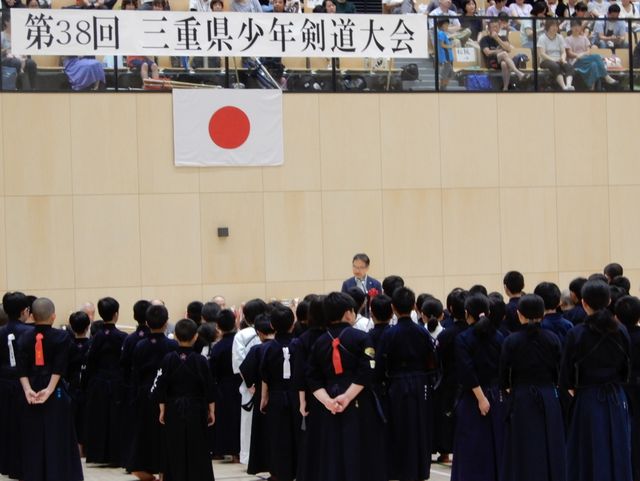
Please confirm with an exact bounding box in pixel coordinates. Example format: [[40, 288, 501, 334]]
[[308, 295, 327, 329], [531, 0, 548, 15], [133, 299, 151, 326], [346, 287, 367, 311], [2, 291, 29, 320], [352, 253, 370, 266], [187, 301, 203, 323], [255, 313, 275, 335], [0, 305, 7, 327], [201, 302, 221, 323], [609, 286, 626, 315], [574, 1, 587, 10], [461, 0, 476, 13], [615, 296, 640, 329], [421, 297, 443, 333], [197, 322, 217, 344], [392, 287, 415, 316], [608, 3, 620, 13], [323, 292, 356, 323], [146, 304, 168, 330], [588, 273, 609, 284], [296, 299, 310, 324], [488, 292, 506, 329], [371, 294, 393, 323], [270, 304, 295, 334], [26, 295, 37, 311], [517, 294, 545, 322], [469, 284, 488, 296], [69, 311, 90, 334], [447, 288, 463, 310], [97, 297, 119, 322], [503, 271, 524, 294], [449, 289, 468, 321], [437, 18, 450, 27], [533, 282, 561, 311], [465, 293, 494, 336], [610, 276, 631, 295], [243, 299, 268, 326], [416, 294, 431, 317], [569, 277, 587, 300], [497, 11, 509, 19], [217, 309, 236, 332], [582, 280, 618, 333], [175, 318, 198, 342], [382, 275, 405, 297]]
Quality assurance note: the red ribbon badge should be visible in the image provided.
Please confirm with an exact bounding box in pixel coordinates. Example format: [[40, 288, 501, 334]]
[[368, 288, 379, 298], [35, 333, 45, 367], [332, 338, 343, 375]]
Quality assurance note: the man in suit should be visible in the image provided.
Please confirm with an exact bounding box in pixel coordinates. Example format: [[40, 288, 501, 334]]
[[341, 253, 383, 296]]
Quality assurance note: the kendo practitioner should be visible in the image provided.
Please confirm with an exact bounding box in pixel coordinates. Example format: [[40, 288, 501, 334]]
[[535, 282, 573, 345], [152, 318, 216, 481], [128, 304, 178, 481], [239, 315, 275, 476], [291, 294, 326, 481], [451, 293, 505, 481], [0, 291, 32, 479], [376, 287, 438, 481], [433, 289, 468, 464], [66, 311, 91, 453], [259, 303, 301, 481], [564, 277, 588, 325], [500, 294, 566, 481], [209, 308, 242, 460], [83, 296, 128, 465], [368, 294, 392, 351], [17, 297, 83, 481], [304, 292, 386, 481], [560, 280, 632, 481], [503, 271, 525, 333], [615, 295, 640, 481]]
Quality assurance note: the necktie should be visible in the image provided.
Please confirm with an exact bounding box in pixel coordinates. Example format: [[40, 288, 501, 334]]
[[35, 333, 45, 367], [332, 338, 343, 375]]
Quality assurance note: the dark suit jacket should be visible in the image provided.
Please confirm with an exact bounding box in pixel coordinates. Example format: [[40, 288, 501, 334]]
[[341, 276, 383, 295]]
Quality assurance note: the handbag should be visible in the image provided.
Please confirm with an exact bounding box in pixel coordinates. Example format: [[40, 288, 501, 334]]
[[466, 73, 492, 91]]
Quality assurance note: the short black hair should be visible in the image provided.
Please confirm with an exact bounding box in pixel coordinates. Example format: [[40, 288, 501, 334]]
[[392, 287, 415, 316], [464, 293, 490, 321], [270, 304, 295, 334], [569, 277, 588, 300], [608, 3, 620, 13], [296, 299, 310, 323], [449, 289, 468, 321], [255, 314, 275, 335], [197, 322, 217, 344], [133, 300, 151, 326], [346, 287, 366, 310], [201, 302, 221, 323], [421, 296, 443, 319], [69, 311, 91, 334], [582, 280, 610, 311], [604, 263, 624, 281], [352, 253, 370, 266], [98, 297, 120, 322], [488, 292, 506, 328], [146, 304, 168, 329], [243, 299, 268, 325], [533, 282, 561, 311], [437, 18, 450, 27], [615, 296, 640, 328], [589, 273, 609, 284], [469, 284, 488, 296], [503, 271, 525, 294], [610, 276, 631, 294], [26, 295, 37, 311], [308, 295, 327, 329], [371, 294, 392, 323], [175, 318, 198, 342], [517, 294, 545, 321], [2, 291, 29, 320], [323, 292, 356, 323], [217, 309, 236, 332], [187, 301, 203, 323], [383, 275, 405, 297]]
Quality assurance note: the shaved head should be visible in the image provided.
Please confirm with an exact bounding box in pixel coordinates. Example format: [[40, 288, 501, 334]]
[[32, 298, 56, 323]]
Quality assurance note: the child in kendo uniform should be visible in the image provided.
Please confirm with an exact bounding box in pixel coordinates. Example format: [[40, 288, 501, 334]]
[[66, 311, 91, 453], [17, 297, 83, 481], [152, 318, 216, 481]]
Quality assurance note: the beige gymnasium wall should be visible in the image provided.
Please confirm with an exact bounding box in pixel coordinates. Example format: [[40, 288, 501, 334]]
[[0, 91, 639, 324]]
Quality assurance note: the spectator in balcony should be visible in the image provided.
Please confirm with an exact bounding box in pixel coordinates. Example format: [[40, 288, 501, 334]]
[[232, 0, 262, 12], [121, 0, 138, 7], [521, 1, 549, 47], [509, 0, 533, 29], [486, 0, 509, 16], [63, 56, 105, 90], [437, 18, 454, 89], [538, 18, 576, 89], [566, 19, 618, 87], [190, 0, 210, 11], [592, 4, 628, 48], [322, 0, 337, 11], [335, 0, 356, 12], [383, 0, 415, 14], [588, 0, 609, 16], [2, 0, 24, 8], [1, 15, 37, 90], [26, 0, 42, 6], [618, 0, 638, 19], [430, 0, 472, 46], [548, 0, 569, 16], [460, 0, 483, 42], [211, 0, 223, 8], [481, 18, 529, 90]]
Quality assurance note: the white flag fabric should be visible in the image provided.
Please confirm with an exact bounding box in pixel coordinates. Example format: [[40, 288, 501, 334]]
[[173, 89, 284, 167]]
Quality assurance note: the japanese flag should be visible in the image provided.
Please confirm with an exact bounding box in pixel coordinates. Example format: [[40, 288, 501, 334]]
[[173, 89, 283, 167]]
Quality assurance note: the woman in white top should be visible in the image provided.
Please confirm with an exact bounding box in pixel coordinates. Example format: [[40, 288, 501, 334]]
[[538, 18, 576, 90]]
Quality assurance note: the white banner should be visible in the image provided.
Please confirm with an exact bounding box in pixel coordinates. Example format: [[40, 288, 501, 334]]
[[173, 89, 284, 167], [10, 9, 428, 58]]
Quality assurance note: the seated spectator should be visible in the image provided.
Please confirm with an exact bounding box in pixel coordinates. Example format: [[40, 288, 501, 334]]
[[430, 0, 472, 46], [486, 0, 509, 16], [460, 0, 483, 43], [563, 0, 579, 16], [211, 0, 223, 8], [1, 15, 37, 90], [592, 4, 628, 48], [383, 0, 415, 14], [538, 18, 575, 90], [2, 0, 25, 8], [509, 0, 533, 29], [618, 0, 638, 19], [570, 1, 594, 35], [549, 0, 569, 17], [190, 0, 221, 68], [26, 0, 42, 6], [588, 0, 608, 16], [322, 0, 337, 11], [190, 0, 210, 10], [231, 0, 262, 12], [521, 1, 549, 48], [480, 18, 529, 90], [121, 0, 138, 6], [565, 19, 617, 88], [335, 0, 356, 12], [63, 56, 106, 90], [285, 0, 300, 11]]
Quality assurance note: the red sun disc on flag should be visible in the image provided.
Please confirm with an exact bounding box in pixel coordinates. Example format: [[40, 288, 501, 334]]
[[208, 106, 251, 149]]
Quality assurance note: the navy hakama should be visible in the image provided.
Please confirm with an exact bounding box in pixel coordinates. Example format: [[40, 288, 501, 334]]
[[625, 324, 640, 481], [66, 336, 89, 447]]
